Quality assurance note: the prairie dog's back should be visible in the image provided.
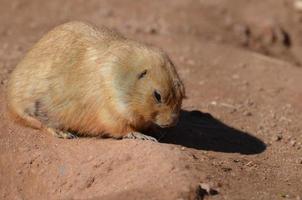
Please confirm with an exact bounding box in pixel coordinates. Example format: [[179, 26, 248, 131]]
[[7, 21, 125, 127], [8, 22, 122, 96]]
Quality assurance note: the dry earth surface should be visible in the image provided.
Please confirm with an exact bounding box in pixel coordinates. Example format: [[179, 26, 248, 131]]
[[0, 0, 302, 199]]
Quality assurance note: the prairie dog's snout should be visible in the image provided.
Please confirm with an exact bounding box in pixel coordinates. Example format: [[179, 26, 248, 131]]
[[156, 112, 179, 128], [169, 112, 180, 127], [154, 104, 181, 128]]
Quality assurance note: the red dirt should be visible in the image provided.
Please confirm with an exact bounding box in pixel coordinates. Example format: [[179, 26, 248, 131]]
[[0, 0, 302, 199]]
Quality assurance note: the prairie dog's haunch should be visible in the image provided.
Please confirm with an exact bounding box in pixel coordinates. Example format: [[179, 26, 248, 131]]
[[7, 21, 185, 141]]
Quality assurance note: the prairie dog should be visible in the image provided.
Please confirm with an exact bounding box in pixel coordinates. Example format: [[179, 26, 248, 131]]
[[7, 21, 185, 141]]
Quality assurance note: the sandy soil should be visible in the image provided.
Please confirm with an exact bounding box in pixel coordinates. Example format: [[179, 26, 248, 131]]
[[0, 0, 302, 199]]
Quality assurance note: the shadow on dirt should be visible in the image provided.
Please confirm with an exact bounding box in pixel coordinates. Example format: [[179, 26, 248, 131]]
[[156, 110, 266, 155]]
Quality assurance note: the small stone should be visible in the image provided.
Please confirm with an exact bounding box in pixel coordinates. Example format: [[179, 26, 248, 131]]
[[222, 167, 232, 172], [246, 161, 254, 167], [246, 99, 254, 106], [272, 135, 282, 142], [199, 183, 218, 196], [199, 183, 211, 194], [146, 27, 157, 34], [243, 111, 252, 116], [210, 101, 217, 106], [290, 140, 297, 147], [85, 177, 95, 188], [233, 24, 250, 46], [281, 193, 290, 198], [230, 108, 237, 114]]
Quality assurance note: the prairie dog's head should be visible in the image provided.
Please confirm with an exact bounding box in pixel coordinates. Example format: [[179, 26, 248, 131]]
[[107, 41, 185, 129]]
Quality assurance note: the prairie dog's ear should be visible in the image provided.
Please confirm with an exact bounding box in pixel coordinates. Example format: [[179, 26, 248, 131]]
[[137, 69, 148, 79], [174, 80, 186, 98]]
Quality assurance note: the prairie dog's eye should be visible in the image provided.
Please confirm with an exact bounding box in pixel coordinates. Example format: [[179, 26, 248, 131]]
[[138, 69, 148, 79], [153, 90, 162, 103]]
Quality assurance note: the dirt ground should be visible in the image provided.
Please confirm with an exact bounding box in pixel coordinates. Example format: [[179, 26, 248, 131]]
[[0, 0, 302, 199]]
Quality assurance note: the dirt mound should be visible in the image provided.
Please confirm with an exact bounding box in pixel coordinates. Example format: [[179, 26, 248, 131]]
[[0, 0, 302, 199]]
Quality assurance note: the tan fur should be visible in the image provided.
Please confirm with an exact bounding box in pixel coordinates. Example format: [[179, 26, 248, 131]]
[[7, 21, 185, 139]]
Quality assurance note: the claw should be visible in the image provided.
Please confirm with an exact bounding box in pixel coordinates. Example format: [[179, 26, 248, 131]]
[[123, 132, 158, 142], [46, 128, 78, 139]]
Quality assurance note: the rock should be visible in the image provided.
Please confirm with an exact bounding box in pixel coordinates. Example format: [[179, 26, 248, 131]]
[[198, 183, 218, 196], [272, 135, 282, 142], [290, 140, 297, 147], [274, 26, 291, 47], [245, 99, 254, 106], [243, 111, 252, 116], [144, 24, 159, 35], [233, 24, 250, 46], [281, 193, 290, 198], [85, 177, 95, 188]]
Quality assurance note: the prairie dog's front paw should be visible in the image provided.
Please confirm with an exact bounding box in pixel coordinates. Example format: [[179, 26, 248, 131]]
[[46, 128, 78, 139], [123, 132, 158, 142]]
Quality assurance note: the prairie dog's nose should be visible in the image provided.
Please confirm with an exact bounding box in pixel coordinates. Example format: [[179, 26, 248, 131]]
[[169, 113, 179, 127]]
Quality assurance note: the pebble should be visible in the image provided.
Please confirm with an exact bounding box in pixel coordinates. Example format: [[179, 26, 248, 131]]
[[246, 161, 253, 166], [145, 26, 158, 34], [272, 135, 282, 142], [85, 177, 95, 188], [233, 24, 250, 46], [290, 140, 297, 147], [245, 99, 254, 106], [210, 101, 217, 106], [281, 194, 290, 198], [199, 183, 218, 196], [229, 108, 237, 114], [243, 111, 252, 116]]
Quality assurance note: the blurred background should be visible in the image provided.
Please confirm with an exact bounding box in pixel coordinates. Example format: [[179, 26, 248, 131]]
[[1, 0, 302, 68]]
